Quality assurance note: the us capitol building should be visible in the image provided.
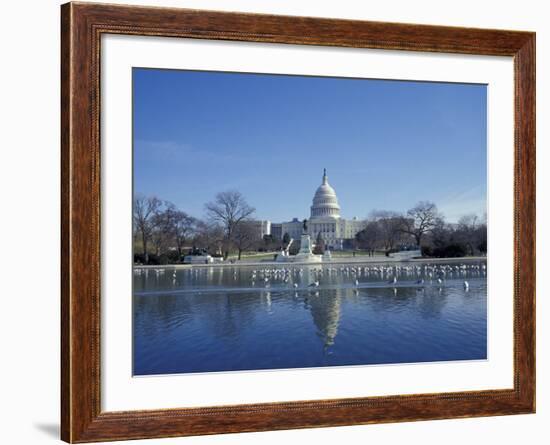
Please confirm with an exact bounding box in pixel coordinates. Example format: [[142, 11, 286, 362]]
[[258, 169, 368, 250]]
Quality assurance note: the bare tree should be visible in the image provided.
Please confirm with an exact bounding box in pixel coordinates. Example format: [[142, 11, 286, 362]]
[[204, 190, 255, 259], [193, 221, 225, 256], [430, 217, 452, 249], [161, 203, 198, 258], [233, 221, 259, 260], [458, 214, 479, 229], [476, 226, 487, 255], [150, 222, 170, 256], [456, 214, 480, 255], [355, 220, 381, 256], [477, 213, 487, 254], [400, 201, 442, 247], [149, 205, 174, 257], [133, 195, 162, 263], [370, 210, 406, 252]]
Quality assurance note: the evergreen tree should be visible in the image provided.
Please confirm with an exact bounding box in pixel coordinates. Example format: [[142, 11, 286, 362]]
[[314, 231, 326, 254]]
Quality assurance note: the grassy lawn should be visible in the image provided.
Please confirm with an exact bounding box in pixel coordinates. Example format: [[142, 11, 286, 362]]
[[227, 252, 279, 262], [225, 250, 387, 262]]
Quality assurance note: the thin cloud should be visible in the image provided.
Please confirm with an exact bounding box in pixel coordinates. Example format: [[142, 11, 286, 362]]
[[437, 183, 487, 222], [134, 139, 244, 164]]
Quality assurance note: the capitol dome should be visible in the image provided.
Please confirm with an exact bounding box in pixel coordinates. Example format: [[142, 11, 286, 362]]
[[310, 169, 341, 219]]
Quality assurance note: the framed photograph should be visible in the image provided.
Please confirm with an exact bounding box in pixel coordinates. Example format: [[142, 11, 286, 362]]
[[61, 2, 535, 442]]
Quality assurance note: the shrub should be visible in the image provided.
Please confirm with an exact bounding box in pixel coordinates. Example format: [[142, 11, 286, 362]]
[[146, 254, 161, 265], [165, 250, 181, 263], [432, 243, 467, 258], [133, 253, 145, 265], [421, 245, 433, 257]]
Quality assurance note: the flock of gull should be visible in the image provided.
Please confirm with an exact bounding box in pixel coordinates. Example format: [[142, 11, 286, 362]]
[[245, 263, 485, 290], [135, 262, 486, 292]]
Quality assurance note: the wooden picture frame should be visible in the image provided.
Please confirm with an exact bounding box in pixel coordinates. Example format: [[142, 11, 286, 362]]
[[61, 2, 535, 442]]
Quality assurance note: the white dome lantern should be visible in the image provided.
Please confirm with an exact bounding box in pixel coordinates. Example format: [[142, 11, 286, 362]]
[[310, 169, 341, 219]]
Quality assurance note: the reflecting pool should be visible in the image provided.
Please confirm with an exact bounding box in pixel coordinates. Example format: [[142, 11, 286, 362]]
[[133, 260, 487, 375]]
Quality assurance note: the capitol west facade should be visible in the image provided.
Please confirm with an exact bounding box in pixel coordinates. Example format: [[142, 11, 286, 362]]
[[267, 169, 368, 250]]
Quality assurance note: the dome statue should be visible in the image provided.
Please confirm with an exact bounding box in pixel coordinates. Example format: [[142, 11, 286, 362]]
[[310, 168, 341, 219]]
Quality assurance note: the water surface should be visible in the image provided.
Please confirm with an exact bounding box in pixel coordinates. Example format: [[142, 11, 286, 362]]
[[133, 261, 487, 375]]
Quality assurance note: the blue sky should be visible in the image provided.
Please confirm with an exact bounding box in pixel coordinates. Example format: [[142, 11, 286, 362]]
[[133, 68, 487, 223]]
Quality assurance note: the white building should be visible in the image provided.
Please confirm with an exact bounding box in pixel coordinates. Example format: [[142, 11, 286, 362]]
[[248, 220, 271, 239], [270, 223, 282, 240], [271, 169, 367, 250], [281, 218, 303, 241]]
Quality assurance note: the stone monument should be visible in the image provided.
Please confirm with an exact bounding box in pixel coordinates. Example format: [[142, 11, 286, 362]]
[[294, 220, 322, 263]]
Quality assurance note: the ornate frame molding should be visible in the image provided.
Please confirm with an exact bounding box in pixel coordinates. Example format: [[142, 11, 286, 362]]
[[61, 2, 535, 442]]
